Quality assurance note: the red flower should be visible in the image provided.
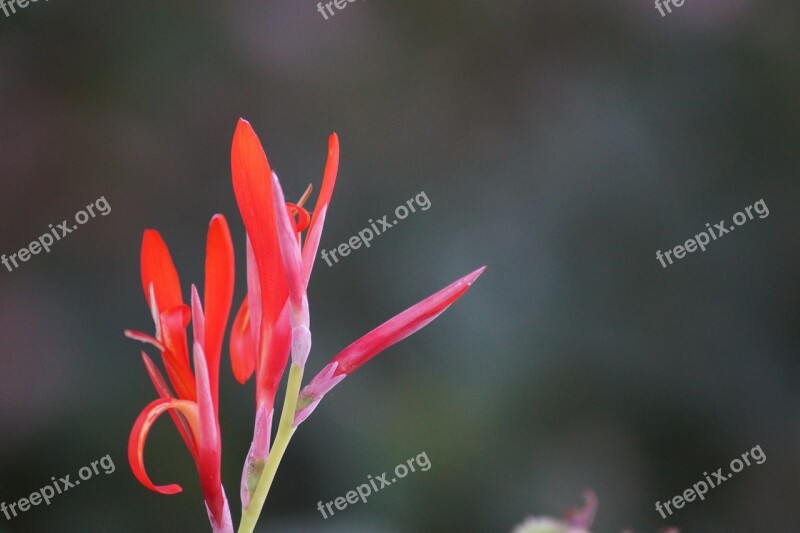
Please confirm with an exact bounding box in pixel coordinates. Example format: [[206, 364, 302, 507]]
[[125, 118, 484, 532], [125, 216, 235, 533], [228, 119, 339, 507], [229, 119, 338, 399]]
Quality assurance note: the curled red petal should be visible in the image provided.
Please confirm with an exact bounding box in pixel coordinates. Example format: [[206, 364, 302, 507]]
[[140, 352, 198, 460], [128, 398, 200, 495], [141, 230, 183, 312], [285, 203, 311, 234], [203, 215, 235, 408], [230, 297, 257, 384], [331, 267, 486, 375]]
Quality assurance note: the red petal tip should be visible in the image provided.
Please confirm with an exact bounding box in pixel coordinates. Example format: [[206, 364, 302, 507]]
[[464, 266, 487, 286]]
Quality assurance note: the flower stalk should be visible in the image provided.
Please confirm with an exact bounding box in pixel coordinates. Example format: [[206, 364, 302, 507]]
[[238, 363, 303, 533]]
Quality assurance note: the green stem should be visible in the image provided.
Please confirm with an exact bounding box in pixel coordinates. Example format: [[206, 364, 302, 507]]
[[238, 363, 304, 533]]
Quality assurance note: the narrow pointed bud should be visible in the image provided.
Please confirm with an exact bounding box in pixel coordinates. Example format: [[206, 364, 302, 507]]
[[272, 172, 312, 367], [192, 342, 231, 530], [331, 267, 486, 375], [271, 172, 306, 324], [192, 342, 218, 457]]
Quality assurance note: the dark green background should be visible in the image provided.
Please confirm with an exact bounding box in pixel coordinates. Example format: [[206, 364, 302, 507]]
[[0, 0, 798, 531]]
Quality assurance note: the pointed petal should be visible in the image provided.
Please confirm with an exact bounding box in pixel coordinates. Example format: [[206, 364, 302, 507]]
[[147, 284, 162, 338], [310, 133, 339, 227], [296, 183, 314, 208], [331, 267, 486, 375], [128, 398, 200, 495], [140, 352, 198, 460], [301, 205, 327, 284], [141, 230, 183, 311], [272, 173, 307, 324], [192, 342, 220, 464], [124, 330, 165, 352], [192, 342, 227, 526], [203, 214, 235, 407], [230, 119, 288, 329], [302, 133, 339, 280], [230, 298, 257, 384], [191, 285, 205, 353]]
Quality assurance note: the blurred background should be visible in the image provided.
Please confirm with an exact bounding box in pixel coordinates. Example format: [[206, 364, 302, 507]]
[[0, 0, 798, 531]]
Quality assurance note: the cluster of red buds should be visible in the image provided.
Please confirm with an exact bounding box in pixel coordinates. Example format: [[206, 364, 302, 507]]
[[124, 119, 484, 532]]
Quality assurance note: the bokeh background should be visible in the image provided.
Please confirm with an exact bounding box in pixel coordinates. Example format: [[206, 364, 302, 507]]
[[1, 0, 798, 531]]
